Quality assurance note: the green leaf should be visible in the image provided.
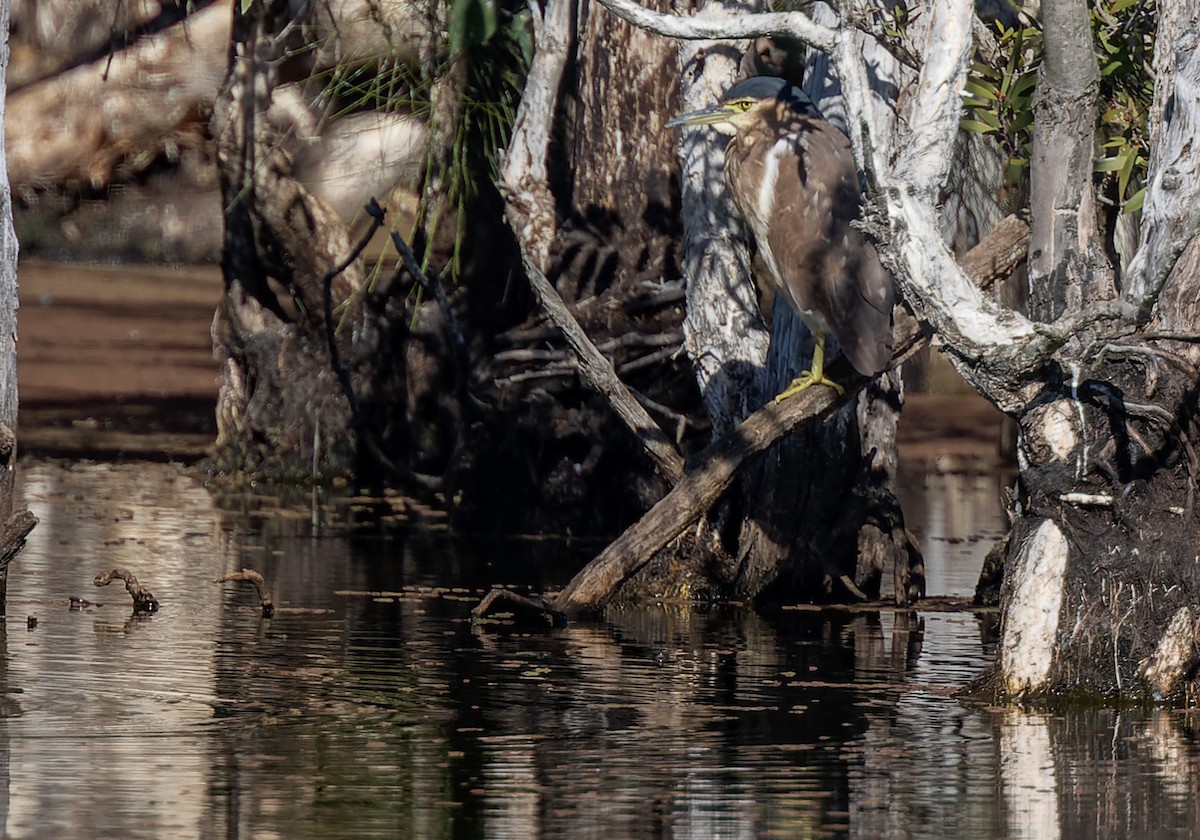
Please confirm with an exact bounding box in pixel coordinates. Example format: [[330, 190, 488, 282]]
[[1101, 107, 1127, 125], [1118, 147, 1138, 197], [965, 80, 1000, 102], [1094, 154, 1127, 173], [1122, 187, 1145, 214], [240, 0, 253, 11], [507, 9, 534, 65], [960, 118, 998, 135], [449, 0, 498, 53], [1009, 110, 1034, 132], [1008, 72, 1038, 100]]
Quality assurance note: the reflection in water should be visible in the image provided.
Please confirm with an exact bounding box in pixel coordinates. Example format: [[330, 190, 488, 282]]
[[0, 460, 1197, 838]]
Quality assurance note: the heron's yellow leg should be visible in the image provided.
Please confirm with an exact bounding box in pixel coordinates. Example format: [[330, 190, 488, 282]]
[[774, 332, 845, 402]]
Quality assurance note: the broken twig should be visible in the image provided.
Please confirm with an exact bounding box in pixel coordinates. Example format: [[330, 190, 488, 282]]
[[472, 587, 567, 626], [214, 568, 275, 617], [94, 568, 159, 613]]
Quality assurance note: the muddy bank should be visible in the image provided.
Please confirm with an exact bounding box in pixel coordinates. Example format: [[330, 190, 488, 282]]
[[15, 260, 1007, 469], [18, 261, 219, 461]]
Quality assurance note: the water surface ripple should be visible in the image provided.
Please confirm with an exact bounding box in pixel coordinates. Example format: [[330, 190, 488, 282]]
[[0, 461, 1196, 838]]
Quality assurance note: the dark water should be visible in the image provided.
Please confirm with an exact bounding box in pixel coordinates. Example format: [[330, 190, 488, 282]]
[[2, 460, 1199, 839]]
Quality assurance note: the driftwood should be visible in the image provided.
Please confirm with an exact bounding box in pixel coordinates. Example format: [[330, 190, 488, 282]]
[[214, 568, 275, 617], [473, 214, 1029, 620], [94, 568, 159, 613]]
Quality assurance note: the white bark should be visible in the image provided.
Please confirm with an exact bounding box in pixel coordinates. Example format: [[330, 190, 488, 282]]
[[1139, 608, 1199, 697], [676, 4, 769, 433], [499, 0, 574, 270], [1122, 5, 1200, 314], [999, 519, 1069, 695]]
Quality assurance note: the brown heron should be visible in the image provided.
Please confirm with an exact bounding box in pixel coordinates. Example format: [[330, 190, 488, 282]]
[[669, 76, 895, 399]]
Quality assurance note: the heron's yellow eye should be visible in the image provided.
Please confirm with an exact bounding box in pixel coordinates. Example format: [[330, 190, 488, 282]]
[[730, 99, 754, 112]]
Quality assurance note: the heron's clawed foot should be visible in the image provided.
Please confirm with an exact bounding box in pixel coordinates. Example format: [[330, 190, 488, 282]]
[[774, 370, 845, 402]]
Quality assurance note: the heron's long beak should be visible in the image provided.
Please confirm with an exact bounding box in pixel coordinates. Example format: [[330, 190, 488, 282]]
[[666, 105, 734, 128]]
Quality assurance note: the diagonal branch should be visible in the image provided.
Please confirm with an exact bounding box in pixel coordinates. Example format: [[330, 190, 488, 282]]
[[499, 0, 685, 483], [545, 318, 924, 614]]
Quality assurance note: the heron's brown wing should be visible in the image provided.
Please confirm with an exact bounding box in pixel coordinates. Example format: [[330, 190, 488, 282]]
[[776, 121, 894, 376], [725, 116, 895, 377]]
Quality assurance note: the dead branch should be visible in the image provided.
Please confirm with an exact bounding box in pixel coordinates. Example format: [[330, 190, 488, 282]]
[[94, 568, 159, 613], [470, 587, 566, 625], [539, 318, 924, 616], [214, 568, 275, 618]]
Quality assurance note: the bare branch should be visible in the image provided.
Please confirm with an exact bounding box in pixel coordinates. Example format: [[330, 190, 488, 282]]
[[595, 0, 835, 50], [499, 0, 575, 269], [499, 0, 688, 483]]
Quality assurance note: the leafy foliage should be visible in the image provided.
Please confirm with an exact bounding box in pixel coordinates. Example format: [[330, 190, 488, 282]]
[[962, 0, 1155, 214]]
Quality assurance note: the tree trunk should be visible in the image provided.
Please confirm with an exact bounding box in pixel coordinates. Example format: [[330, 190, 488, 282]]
[[992, 0, 1200, 699], [210, 2, 404, 481], [1027, 0, 1113, 319], [0, 0, 38, 607]]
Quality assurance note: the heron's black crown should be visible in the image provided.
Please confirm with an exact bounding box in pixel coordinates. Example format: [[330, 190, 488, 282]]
[[721, 77, 819, 117]]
